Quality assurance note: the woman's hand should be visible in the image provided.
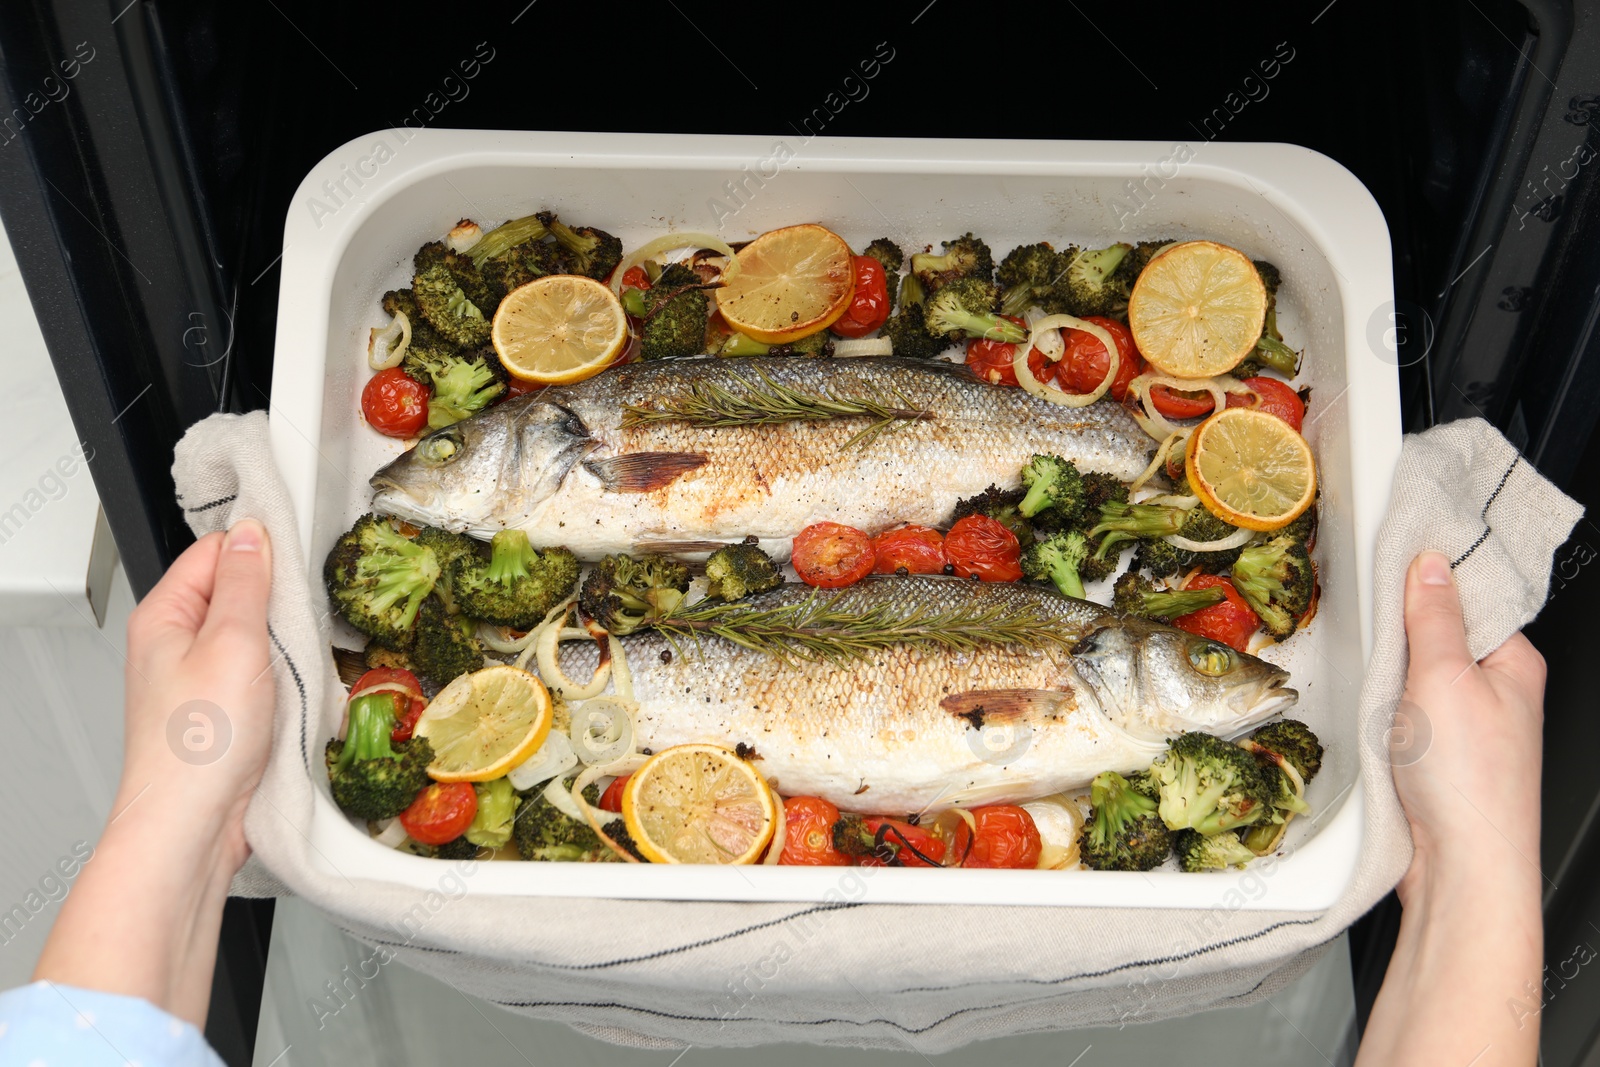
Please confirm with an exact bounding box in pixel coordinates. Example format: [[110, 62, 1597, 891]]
[[34, 520, 275, 1027], [1356, 550, 1546, 1067]]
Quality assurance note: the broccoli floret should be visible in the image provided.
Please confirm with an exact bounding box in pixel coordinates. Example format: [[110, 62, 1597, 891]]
[[1233, 260, 1299, 377], [1017, 454, 1087, 523], [1230, 535, 1314, 640], [411, 595, 484, 686], [1078, 550, 1119, 585], [1111, 571, 1225, 621], [1276, 505, 1318, 548], [416, 346, 508, 430], [1048, 243, 1133, 318], [1133, 536, 1184, 579], [881, 277, 949, 359], [512, 787, 616, 862], [1247, 719, 1324, 784], [481, 237, 563, 302], [578, 553, 692, 635], [364, 644, 416, 673], [414, 240, 495, 310], [1021, 530, 1091, 599], [414, 527, 477, 611], [951, 485, 1033, 549], [1078, 473, 1130, 528], [1079, 770, 1173, 871], [997, 242, 1065, 317], [465, 777, 517, 849], [1177, 508, 1252, 573], [910, 233, 994, 293], [537, 211, 623, 281], [324, 514, 441, 650], [413, 252, 493, 349], [704, 544, 783, 602], [446, 529, 579, 631], [403, 835, 483, 860], [1108, 239, 1179, 294], [324, 693, 434, 820], [1151, 732, 1275, 835], [923, 277, 1027, 343], [1088, 500, 1188, 558], [639, 264, 710, 361], [1173, 829, 1256, 872], [767, 331, 834, 358]]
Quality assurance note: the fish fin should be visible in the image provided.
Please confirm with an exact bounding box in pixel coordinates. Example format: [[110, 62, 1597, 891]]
[[585, 451, 708, 493], [940, 688, 1074, 729], [633, 539, 734, 556]]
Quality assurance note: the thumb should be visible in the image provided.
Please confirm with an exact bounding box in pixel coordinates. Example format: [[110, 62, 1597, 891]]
[[1402, 550, 1473, 684], [194, 519, 273, 661]]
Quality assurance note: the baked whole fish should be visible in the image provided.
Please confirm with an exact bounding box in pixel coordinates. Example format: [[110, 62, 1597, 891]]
[[370, 356, 1152, 560], [565, 577, 1297, 813]]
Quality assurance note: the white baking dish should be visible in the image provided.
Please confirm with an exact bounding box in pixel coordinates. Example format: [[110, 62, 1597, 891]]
[[269, 130, 1399, 909]]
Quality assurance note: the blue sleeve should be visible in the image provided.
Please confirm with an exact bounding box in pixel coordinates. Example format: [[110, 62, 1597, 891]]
[[0, 981, 225, 1067]]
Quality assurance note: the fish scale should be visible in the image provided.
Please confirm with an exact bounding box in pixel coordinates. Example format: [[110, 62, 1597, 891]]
[[370, 356, 1153, 558], [558, 577, 1297, 813]]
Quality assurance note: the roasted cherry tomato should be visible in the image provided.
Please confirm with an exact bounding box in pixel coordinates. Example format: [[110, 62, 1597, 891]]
[[620, 265, 651, 291], [1054, 317, 1146, 401], [949, 805, 1043, 869], [964, 317, 1051, 387], [599, 773, 631, 813], [399, 782, 478, 845], [871, 524, 948, 575], [1148, 384, 1217, 420], [831, 256, 891, 338], [352, 667, 428, 743], [850, 817, 947, 868], [793, 522, 875, 588], [944, 514, 1023, 582], [779, 797, 850, 866], [1225, 376, 1305, 432], [362, 367, 431, 438], [505, 376, 543, 399], [1171, 574, 1262, 653]]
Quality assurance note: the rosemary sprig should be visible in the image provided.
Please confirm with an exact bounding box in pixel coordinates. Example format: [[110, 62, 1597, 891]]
[[622, 369, 932, 449], [653, 590, 1073, 666]]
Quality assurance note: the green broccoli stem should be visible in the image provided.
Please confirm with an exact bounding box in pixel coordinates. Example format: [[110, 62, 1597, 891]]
[[1252, 335, 1299, 377], [948, 310, 1027, 343], [1143, 586, 1225, 618], [901, 274, 926, 307], [1017, 476, 1056, 519], [338, 693, 399, 768], [1048, 558, 1085, 600], [622, 288, 648, 317], [485, 529, 536, 587], [466, 214, 549, 267], [1090, 503, 1188, 542], [719, 332, 771, 357]]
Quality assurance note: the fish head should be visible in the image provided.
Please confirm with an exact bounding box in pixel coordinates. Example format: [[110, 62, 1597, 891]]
[[1070, 617, 1297, 743], [369, 398, 590, 533]]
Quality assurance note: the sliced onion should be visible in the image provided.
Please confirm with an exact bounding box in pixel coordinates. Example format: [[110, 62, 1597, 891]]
[[610, 232, 738, 299], [1128, 430, 1189, 493], [1012, 314, 1119, 408], [367, 310, 411, 370], [534, 609, 612, 699], [508, 732, 578, 791], [478, 623, 537, 654], [543, 775, 586, 822], [446, 219, 483, 253], [1139, 493, 1200, 510], [569, 698, 634, 765], [1022, 795, 1083, 870], [372, 818, 409, 849], [609, 636, 634, 704], [834, 337, 893, 358], [761, 785, 787, 865], [1124, 373, 1258, 443], [1165, 526, 1254, 553], [1023, 306, 1064, 361], [572, 754, 649, 862]]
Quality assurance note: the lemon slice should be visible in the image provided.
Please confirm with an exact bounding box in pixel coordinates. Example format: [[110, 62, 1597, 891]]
[[1127, 240, 1267, 378], [491, 274, 628, 385], [414, 665, 553, 782], [715, 224, 855, 344], [1185, 407, 1317, 531], [621, 743, 776, 864]]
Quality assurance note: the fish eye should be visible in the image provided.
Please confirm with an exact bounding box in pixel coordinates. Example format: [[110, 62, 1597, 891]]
[[416, 428, 463, 466], [1187, 640, 1236, 676]]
